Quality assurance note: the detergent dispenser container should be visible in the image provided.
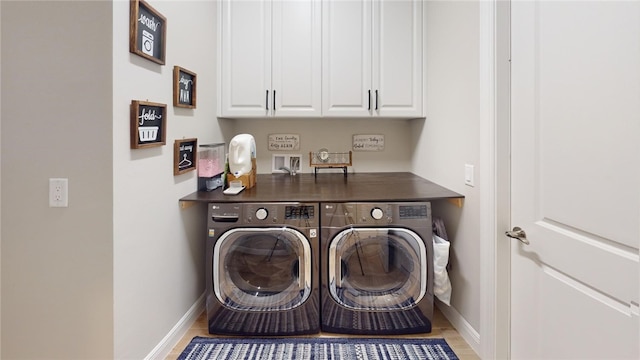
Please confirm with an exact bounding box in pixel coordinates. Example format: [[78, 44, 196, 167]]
[[227, 134, 257, 189], [198, 143, 225, 191]]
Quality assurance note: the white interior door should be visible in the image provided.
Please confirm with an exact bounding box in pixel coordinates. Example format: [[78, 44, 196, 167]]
[[510, 1, 640, 359]]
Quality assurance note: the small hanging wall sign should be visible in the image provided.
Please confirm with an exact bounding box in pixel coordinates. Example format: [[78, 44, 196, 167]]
[[173, 66, 197, 108], [352, 134, 385, 151], [130, 0, 166, 65], [174, 138, 198, 175], [130, 100, 167, 149], [268, 134, 300, 151]]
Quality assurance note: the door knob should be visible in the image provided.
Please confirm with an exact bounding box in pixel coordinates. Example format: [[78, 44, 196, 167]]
[[506, 227, 530, 245]]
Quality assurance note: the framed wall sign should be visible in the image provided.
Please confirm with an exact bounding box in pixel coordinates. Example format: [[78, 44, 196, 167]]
[[173, 66, 197, 108], [352, 134, 385, 151], [268, 134, 300, 151], [130, 0, 166, 65], [174, 138, 198, 175], [130, 100, 167, 149]]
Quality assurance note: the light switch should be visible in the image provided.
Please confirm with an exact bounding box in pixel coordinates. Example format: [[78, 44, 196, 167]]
[[464, 164, 474, 187]]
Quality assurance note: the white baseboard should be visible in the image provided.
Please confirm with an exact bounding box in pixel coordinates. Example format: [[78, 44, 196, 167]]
[[436, 301, 481, 356], [145, 293, 205, 360]]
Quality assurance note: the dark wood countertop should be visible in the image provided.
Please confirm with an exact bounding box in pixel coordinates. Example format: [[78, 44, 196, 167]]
[[180, 172, 463, 204]]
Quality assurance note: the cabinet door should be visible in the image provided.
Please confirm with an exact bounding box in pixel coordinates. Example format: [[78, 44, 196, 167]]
[[374, 0, 423, 117], [219, 0, 271, 117], [272, 0, 322, 117], [322, 0, 372, 117]]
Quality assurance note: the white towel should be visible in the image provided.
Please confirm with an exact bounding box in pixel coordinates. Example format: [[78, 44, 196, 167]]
[[432, 234, 452, 305]]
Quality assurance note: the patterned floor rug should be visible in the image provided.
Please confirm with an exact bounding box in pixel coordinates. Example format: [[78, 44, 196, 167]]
[[177, 336, 459, 360]]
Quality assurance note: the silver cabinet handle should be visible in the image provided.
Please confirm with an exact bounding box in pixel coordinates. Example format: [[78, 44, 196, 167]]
[[506, 227, 530, 245], [266, 90, 269, 110]]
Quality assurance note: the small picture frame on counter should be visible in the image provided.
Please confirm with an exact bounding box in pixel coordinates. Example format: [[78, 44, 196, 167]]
[[173, 66, 197, 108], [130, 0, 166, 65], [130, 100, 167, 149], [174, 138, 198, 175]]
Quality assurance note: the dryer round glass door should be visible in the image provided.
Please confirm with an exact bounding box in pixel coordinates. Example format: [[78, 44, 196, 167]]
[[328, 228, 427, 310], [213, 227, 312, 311]]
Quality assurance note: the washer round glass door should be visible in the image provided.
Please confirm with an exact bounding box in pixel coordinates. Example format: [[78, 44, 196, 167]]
[[328, 228, 426, 310], [214, 227, 311, 312]]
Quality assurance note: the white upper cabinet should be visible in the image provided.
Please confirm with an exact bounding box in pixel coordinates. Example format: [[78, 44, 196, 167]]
[[322, 0, 424, 118], [218, 0, 321, 118], [322, 0, 372, 117], [271, 1, 322, 117], [219, 0, 270, 117]]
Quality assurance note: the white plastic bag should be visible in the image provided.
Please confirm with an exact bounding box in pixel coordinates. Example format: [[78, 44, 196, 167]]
[[433, 234, 452, 305]]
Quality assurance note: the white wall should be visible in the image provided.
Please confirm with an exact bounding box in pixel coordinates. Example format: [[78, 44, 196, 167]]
[[411, 0, 481, 337], [233, 118, 413, 174], [112, 1, 221, 359], [1, 1, 114, 358], [1, 1, 221, 359], [0, 0, 4, 356]]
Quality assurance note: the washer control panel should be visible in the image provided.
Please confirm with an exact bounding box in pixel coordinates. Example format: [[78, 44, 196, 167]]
[[398, 204, 429, 219], [370, 207, 384, 220], [356, 204, 392, 223], [332, 202, 431, 225], [285, 205, 315, 219], [255, 208, 268, 220], [241, 203, 319, 226]]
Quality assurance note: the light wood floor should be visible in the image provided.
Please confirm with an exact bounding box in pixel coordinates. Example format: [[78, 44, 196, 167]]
[[165, 305, 480, 360]]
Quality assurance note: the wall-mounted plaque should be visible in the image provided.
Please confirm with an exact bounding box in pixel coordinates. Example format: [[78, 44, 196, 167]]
[[352, 134, 385, 151], [173, 66, 197, 109], [130, 0, 166, 65], [268, 134, 300, 151], [130, 100, 167, 149], [174, 138, 198, 175]]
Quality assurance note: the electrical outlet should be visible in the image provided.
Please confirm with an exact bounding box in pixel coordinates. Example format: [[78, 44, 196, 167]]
[[49, 178, 68, 207], [289, 155, 301, 174], [272, 154, 302, 174]]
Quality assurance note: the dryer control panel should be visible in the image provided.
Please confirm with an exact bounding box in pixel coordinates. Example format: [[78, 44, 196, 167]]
[[242, 203, 319, 227], [321, 202, 431, 227], [398, 204, 429, 219], [285, 205, 315, 219], [208, 203, 320, 239]]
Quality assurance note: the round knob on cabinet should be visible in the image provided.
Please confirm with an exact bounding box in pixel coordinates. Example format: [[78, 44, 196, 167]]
[[371, 207, 384, 220], [255, 208, 268, 220]]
